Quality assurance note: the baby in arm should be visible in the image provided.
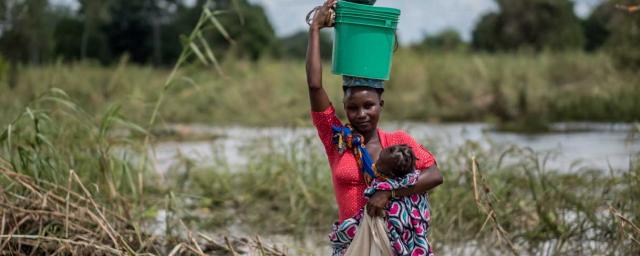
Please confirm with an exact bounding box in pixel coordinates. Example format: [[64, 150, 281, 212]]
[[331, 145, 434, 256]]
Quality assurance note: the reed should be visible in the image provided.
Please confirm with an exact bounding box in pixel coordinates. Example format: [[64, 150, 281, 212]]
[[2, 51, 639, 129]]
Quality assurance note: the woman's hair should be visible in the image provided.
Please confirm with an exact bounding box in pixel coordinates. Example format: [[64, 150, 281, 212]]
[[385, 144, 416, 178]]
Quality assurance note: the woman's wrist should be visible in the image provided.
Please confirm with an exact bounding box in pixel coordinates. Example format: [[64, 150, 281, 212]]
[[310, 24, 322, 32]]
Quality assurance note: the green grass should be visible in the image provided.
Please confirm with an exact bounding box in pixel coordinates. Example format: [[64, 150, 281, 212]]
[[153, 132, 640, 254], [1, 51, 639, 129], [0, 87, 639, 254]]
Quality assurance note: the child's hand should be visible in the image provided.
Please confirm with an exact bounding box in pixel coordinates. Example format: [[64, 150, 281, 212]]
[[308, 0, 337, 29]]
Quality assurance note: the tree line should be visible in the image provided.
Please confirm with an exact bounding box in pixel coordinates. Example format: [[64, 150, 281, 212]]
[[417, 0, 639, 69], [0, 0, 638, 68], [0, 0, 278, 66]]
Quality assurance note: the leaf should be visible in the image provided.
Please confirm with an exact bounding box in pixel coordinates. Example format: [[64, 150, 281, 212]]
[[189, 42, 209, 66], [40, 96, 79, 112], [114, 117, 149, 136], [36, 133, 55, 150], [0, 124, 10, 143], [196, 33, 224, 76], [99, 105, 122, 140], [204, 8, 235, 44], [179, 76, 202, 91], [25, 107, 35, 121], [230, 0, 245, 25], [49, 88, 70, 98]]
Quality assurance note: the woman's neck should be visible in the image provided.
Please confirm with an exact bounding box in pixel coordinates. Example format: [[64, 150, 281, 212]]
[[360, 129, 378, 144]]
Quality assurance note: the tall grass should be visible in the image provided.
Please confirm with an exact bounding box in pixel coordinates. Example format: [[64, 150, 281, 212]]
[[146, 133, 640, 254], [2, 51, 639, 129], [1, 85, 638, 254], [0, 3, 294, 255]]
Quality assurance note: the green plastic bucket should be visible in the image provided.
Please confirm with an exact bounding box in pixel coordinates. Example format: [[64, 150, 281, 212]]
[[332, 1, 401, 80]]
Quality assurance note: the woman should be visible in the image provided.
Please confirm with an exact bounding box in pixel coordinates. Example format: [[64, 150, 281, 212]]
[[306, 0, 444, 255]]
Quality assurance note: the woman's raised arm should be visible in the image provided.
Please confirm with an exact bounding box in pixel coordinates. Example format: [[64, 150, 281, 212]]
[[306, 0, 336, 112]]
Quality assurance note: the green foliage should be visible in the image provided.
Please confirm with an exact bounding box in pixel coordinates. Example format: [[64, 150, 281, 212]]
[[582, 3, 613, 51], [583, 1, 640, 70], [278, 31, 333, 60], [1, 0, 278, 65], [0, 0, 62, 64], [0, 54, 6, 81], [1, 51, 639, 127], [472, 0, 585, 52], [415, 29, 467, 52], [208, 0, 278, 60]]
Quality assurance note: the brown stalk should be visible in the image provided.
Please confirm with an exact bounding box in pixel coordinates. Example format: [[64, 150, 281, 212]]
[[0, 211, 5, 247], [609, 204, 640, 245], [0, 235, 122, 255], [0, 215, 31, 250], [225, 236, 239, 256], [68, 170, 127, 252], [0, 167, 126, 222], [471, 156, 518, 255], [65, 169, 71, 238]]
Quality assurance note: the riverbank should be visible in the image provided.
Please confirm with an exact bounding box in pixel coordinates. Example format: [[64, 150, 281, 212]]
[[1, 51, 639, 129], [1, 90, 638, 254]]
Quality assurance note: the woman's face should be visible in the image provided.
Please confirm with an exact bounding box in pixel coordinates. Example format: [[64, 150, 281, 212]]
[[343, 87, 384, 134]]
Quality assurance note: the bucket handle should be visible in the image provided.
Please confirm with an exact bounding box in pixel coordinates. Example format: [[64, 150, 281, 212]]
[[306, 6, 336, 27], [394, 31, 399, 52]]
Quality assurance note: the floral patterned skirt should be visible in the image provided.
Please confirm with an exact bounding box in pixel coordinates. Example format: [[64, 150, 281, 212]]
[[329, 172, 434, 256]]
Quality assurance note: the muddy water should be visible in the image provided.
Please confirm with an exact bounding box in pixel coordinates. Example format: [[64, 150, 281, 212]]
[[151, 122, 639, 174]]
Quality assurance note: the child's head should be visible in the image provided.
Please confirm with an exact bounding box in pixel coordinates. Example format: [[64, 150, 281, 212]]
[[375, 144, 416, 179]]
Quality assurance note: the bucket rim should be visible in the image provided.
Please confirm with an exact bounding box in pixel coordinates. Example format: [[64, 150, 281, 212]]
[[336, 11, 400, 18], [335, 19, 398, 29], [336, 13, 400, 21], [336, 1, 401, 15]]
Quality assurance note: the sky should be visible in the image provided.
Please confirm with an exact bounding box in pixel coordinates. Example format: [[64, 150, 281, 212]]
[[250, 0, 604, 44], [52, 0, 604, 44]]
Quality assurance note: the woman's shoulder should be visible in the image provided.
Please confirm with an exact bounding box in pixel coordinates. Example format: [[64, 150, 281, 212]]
[[381, 129, 414, 142], [380, 129, 415, 146]]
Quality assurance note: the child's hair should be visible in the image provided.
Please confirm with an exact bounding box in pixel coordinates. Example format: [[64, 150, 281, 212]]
[[385, 144, 416, 178]]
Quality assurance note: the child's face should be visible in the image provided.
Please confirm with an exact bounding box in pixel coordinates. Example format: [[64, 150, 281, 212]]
[[375, 148, 396, 178]]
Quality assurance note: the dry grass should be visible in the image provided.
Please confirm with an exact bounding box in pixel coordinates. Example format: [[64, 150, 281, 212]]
[[0, 165, 288, 255]]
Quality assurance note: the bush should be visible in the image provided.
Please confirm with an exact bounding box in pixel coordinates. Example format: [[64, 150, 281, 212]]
[[0, 54, 6, 82], [472, 0, 585, 52]]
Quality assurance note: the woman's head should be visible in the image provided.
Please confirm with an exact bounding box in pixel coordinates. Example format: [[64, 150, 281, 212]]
[[343, 86, 384, 134]]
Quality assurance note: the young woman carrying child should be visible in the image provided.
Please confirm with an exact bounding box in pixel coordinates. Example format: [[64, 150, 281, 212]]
[[306, 0, 444, 255]]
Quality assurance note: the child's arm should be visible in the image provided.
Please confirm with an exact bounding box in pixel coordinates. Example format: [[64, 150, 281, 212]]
[[306, 0, 336, 112], [367, 166, 443, 217]]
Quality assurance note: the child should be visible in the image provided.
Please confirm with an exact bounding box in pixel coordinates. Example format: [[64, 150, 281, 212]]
[[374, 144, 417, 181], [331, 144, 434, 256]]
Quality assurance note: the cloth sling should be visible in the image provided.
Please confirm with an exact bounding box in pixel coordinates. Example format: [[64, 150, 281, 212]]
[[344, 207, 394, 256]]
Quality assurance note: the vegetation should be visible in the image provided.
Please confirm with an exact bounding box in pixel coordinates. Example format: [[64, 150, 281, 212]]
[[1, 0, 277, 66], [472, 0, 585, 52], [1, 90, 638, 254], [1, 51, 638, 128], [0, 0, 639, 255]]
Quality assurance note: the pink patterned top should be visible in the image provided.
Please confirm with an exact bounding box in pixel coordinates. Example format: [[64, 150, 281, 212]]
[[311, 105, 437, 222]]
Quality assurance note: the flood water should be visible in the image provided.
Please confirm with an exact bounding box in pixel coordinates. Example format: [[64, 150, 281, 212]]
[[151, 122, 640, 174]]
